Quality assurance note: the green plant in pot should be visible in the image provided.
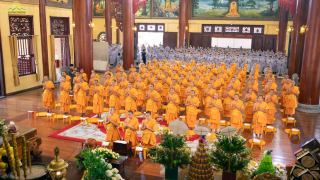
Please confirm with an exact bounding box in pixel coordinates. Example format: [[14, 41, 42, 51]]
[[209, 132, 253, 180], [150, 130, 191, 180]]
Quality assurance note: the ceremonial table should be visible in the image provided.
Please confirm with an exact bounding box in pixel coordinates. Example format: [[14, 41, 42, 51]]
[[0, 126, 42, 159]]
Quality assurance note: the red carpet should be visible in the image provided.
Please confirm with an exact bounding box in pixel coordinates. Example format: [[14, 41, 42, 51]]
[[48, 115, 201, 145]]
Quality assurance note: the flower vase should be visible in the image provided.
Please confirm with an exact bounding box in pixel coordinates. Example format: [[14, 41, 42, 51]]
[[222, 171, 237, 180], [165, 167, 178, 179]]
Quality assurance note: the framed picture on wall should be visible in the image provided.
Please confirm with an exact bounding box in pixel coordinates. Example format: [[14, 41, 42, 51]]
[[93, 0, 105, 17], [45, 0, 72, 9]]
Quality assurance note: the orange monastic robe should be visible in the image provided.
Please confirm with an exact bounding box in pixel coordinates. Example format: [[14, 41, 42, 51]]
[[285, 86, 299, 116], [125, 88, 138, 113], [43, 81, 55, 110], [124, 117, 139, 147], [165, 94, 180, 124], [136, 82, 146, 107], [146, 90, 161, 119], [119, 80, 128, 107], [88, 79, 94, 103], [109, 86, 121, 114], [65, 75, 72, 82], [230, 100, 244, 131], [265, 83, 277, 96], [186, 96, 200, 128], [179, 79, 188, 103], [82, 73, 88, 82], [204, 89, 216, 116], [154, 82, 163, 110], [105, 114, 121, 142], [104, 79, 112, 105], [60, 82, 71, 113], [209, 99, 222, 130], [243, 93, 257, 123], [76, 82, 89, 113], [266, 94, 278, 124], [253, 102, 269, 134], [93, 84, 104, 114], [141, 119, 157, 148], [223, 89, 236, 118], [195, 80, 204, 106]]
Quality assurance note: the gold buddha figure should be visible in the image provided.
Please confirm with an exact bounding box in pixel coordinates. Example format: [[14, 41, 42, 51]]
[[226, 2, 240, 17]]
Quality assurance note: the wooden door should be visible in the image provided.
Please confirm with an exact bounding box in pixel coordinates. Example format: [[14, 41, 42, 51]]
[[252, 35, 264, 51], [264, 35, 277, 52], [201, 34, 212, 48], [163, 32, 177, 48], [58, 37, 70, 68], [189, 33, 202, 48]]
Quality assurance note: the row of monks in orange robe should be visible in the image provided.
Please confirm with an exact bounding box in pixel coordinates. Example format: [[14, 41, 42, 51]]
[[42, 59, 299, 146]]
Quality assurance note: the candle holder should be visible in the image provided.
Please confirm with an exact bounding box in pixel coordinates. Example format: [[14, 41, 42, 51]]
[[47, 147, 68, 180]]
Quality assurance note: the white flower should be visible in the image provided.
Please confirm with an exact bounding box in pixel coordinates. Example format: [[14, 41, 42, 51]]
[[101, 159, 105, 163], [112, 168, 119, 174], [107, 163, 112, 169], [111, 177, 116, 180], [115, 174, 122, 180], [91, 150, 95, 154], [106, 170, 113, 177]]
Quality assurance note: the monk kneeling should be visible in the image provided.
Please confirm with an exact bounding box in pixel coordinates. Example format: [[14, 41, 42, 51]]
[[105, 107, 121, 142], [124, 110, 139, 147], [141, 111, 157, 148]]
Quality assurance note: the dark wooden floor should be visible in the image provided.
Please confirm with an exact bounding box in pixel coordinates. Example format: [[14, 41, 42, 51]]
[[0, 73, 319, 180]]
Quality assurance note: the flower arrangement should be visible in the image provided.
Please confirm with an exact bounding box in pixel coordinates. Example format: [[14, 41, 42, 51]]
[[208, 132, 253, 174], [91, 147, 120, 160], [76, 147, 123, 180], [257, 150, 275, 174], [0, 109, 8, 135], [150, 130, 191, 169]]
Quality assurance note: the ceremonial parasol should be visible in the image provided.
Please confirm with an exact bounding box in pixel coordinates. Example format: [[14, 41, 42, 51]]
[[168, 120, 189, 135], [194, 127, 209, 135], [221, 126, 237, 136]]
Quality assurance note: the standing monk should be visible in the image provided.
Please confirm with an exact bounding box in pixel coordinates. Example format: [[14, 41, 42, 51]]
[[186, 90, 200, 129], [136, 77, 147, 111], [104, 73, 112, 108], [243, 88, 257, 123], [109, 79, 121, 114], [76, 76, 89, 117], [145, 84, 160, 119], [105, 107, 121, 142], [80, 69, 88, 82], [154, 77, 163, 113], [43, 76, 55, 113], [124, 82, 138, 115], [124, 110, 139, 147], [285, 81, 299, 117], [222, 85, 235, 121], [230, 94, 244, 132], [119, 75, 128, 109], [59, 76, 71, 115], [253, 95, 269, 138], [62, 71, 71, 82], [265, 89, 278, 124], [141, 111, 157, 148], [93, 79, 104, 118], [204, 82, 216, 118], [208, 93, 223, 133], [165, 88, 180, 124]]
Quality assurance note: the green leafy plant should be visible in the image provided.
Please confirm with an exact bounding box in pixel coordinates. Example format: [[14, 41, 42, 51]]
[[209, 132, 253, 173], [76, 147, 123, 180], [257, 150, 275, 174], [150, 130, 191, 169]]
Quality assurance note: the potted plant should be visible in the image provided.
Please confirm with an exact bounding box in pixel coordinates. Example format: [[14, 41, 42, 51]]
[[150, 130, 191, 180], [209, 132, 253, 180], [76, 147, 123, 180]]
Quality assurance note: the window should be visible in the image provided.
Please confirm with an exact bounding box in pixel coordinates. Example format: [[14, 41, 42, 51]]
[[204, 26, 212, 33], [225, 26, 240, 33], [9, 16, 35, 76], [50, 17, 70, 35]]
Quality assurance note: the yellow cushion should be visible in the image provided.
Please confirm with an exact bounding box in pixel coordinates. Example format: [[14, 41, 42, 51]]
[[86, 106, 93, 110], [36, 112, 48, 117], [103, 108, 109, 112], [55, 114, 65, 119], [134, 112, 142, 116], [70, 105, 77, 109], [119, 110, 126, 114], [90, 118, 100, 123], [179, 107, 186, 111]]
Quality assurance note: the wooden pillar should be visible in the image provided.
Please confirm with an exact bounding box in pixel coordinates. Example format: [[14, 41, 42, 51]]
[[288, 0, 309, 78], [122, 0, 134, 70], [105, 0, 112, 43], [178, 0, 188, 47], [298, 0, 320, 106], [116, 28, 120, 44], [276, 7, 289, 53], [39, 0, 49, 76], [74, 0, 93, 76]]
